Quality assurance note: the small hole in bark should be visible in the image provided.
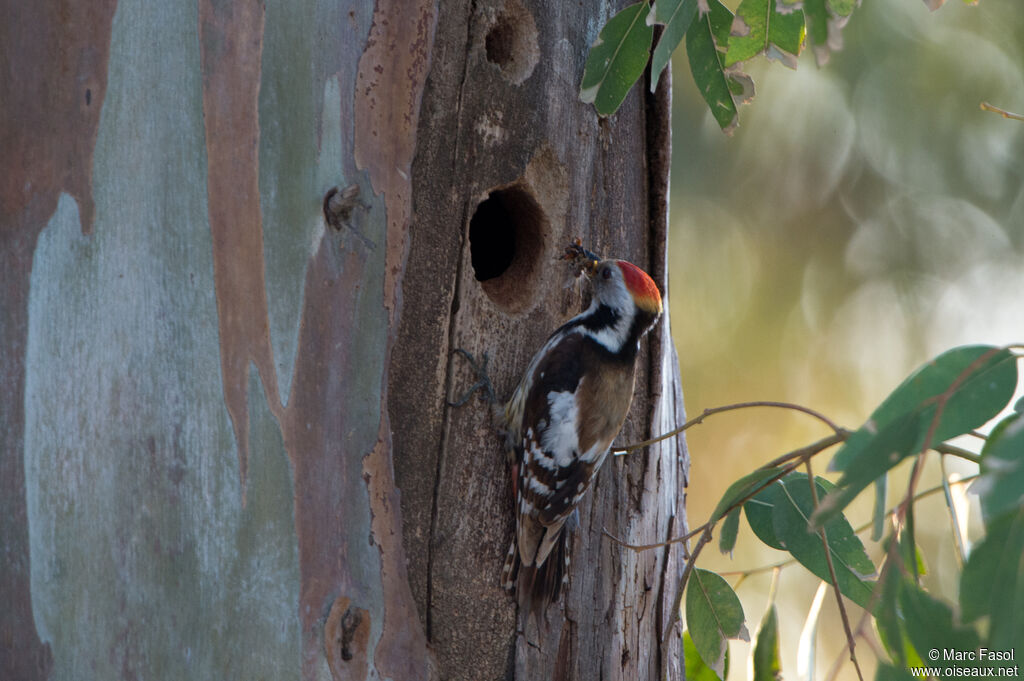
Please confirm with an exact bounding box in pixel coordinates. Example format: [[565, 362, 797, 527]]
[[469, 186, 545, 313], [484, 1, 539, 85]]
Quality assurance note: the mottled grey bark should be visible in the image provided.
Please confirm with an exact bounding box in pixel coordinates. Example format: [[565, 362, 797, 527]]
[[1, 1, 686, 680]]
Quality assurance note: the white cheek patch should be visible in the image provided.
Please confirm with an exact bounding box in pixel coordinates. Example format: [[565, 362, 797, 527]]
[[541, 390, 580, 468], [588, 271, 638, 353]]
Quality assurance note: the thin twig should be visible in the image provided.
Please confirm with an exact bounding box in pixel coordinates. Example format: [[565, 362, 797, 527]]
[[715, 473, 979, 578], [614, 400, 846, 455], [980, 101, 1024, 121], [605, 434, 842, 552], [661, 525, 715, 649], [934, 442, 981, 463], [939, 456, 967, 567], [758, 431, 848, 470], [829, 348, 1011, 681], [896, 347, 1002, 526], [602, 523, 707, 552], [821, 347, 1017, 681], [824, 611, 873, 681], [806, 459, 864, 681]]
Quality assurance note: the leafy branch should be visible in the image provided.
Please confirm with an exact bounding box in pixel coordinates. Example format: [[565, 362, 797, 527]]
[[605, 344, 1023, 680], [580, 0, 977, 132]]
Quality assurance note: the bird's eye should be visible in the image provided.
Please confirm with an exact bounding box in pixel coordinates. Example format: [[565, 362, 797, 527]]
[[601, 266, 612, 280]]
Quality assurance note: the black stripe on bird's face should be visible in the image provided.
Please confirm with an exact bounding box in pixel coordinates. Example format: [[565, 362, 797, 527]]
[[579, 304, 620, 333]]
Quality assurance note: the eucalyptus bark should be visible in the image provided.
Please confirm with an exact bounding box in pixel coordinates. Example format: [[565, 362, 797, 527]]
[[1, 1, 687, 680]]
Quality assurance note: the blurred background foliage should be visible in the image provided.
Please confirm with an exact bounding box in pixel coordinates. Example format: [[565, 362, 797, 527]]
[[666, 0, 1024, 678]]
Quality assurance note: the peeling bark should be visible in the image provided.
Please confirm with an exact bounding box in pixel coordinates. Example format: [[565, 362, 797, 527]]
[[199, 0, 281, 497], [0, 1, 117, 677], [3, 1, 685, 679]]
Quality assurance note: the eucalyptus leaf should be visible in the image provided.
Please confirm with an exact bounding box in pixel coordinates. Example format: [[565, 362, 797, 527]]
[[974, 413, 1024, 523], [813, 412, 921, 528], [687, 568, 750, 679], [580, 2, 654, 115], [686, 0, 749, 133], [960, 509, 1024, 650], [900, 581, 981, 675], [771, 476, 876, 609], [830, 346, 1017, 473], [873, 559, 907, 667], [802, 0, 829, 60], [871, 475, 887, 542], [818, 346, 1016, 527], [826, 0, 857, 16], [751, 605, 781, 681], [719, 506, 742, 555], [650, 0, 699, 91], [712, 467, 782, 521], [745, 472, 831, 551], [745, 480, 786, 551], [876, 663, 918, 681], [724, 0, 805, 69], [685, 630, 729, 681]]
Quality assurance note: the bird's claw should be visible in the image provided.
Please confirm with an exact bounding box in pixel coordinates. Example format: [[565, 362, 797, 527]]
[[448, 348, 497, 406]]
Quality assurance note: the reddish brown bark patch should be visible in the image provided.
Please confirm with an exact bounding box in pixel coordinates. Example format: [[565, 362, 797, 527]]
[[0, 1, 117, 677], [0, 1, 116, 237], [354, 0, 437, 322], [353, 1, 438, 679], [198, 0, 283, 498]]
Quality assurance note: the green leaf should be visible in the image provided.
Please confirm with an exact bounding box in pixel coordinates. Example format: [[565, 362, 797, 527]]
[[650, 0, 699, 92], [876, 663, 917, 681], [580, 2, 654, 116], [900, 581, 981, 675], [818, 346, 1017, 525], [744, 472, 832, 551], [745, 472, 831, 550], [813, 412, 922, 528], [684, 630, 728, 681], [771, 475, 876, 609], [719, 506, 742, 554], [751, 605, 781, 681], [686, 0, 753, 134], [960, 509, 1024, 650], [874, 558, 908, 667], [724, 0, 805, 69], [802, 0, 829, 53], [831, 346, 1017, 473], [871, 475, 887, 541], [974, 413, 1024, 523], [712, 467, 782, 521], [745, 480, 787, 551], [826, 0, 857, 17], [687, 568, 750, 679]]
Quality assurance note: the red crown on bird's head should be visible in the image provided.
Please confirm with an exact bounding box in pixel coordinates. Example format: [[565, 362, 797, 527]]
[[615, 261, 662, 316]]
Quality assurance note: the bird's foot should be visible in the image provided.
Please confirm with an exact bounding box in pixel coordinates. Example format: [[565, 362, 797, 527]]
[[448, 348, 497, 406]]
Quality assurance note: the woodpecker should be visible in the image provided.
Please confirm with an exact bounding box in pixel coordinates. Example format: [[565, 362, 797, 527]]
[[499, 245, 663, 602]]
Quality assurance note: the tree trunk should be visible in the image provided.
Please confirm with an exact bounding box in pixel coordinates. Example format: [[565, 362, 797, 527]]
[[0, 1, 688, 680]]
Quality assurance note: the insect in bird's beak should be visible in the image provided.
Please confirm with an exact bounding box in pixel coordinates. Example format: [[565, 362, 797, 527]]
[[560, 239, 601, 278]]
